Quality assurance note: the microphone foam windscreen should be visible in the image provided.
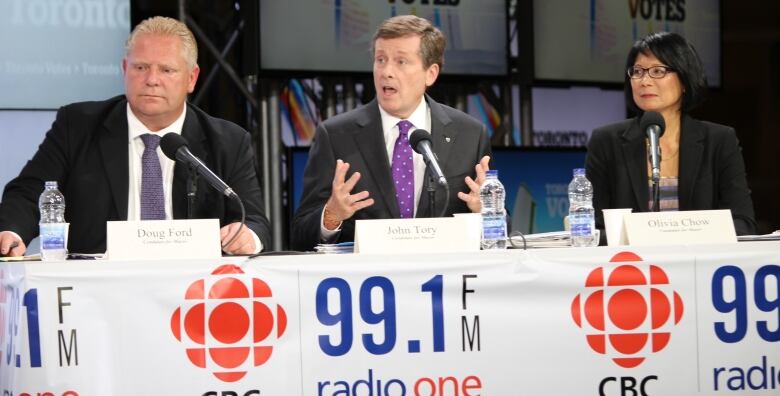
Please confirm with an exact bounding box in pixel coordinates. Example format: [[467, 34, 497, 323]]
[[408, 129, 431, 154], [160, 133, 188, 160], [640, 111, 666, 137]]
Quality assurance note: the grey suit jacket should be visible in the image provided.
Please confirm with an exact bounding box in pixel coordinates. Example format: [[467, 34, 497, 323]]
[[291, 95, 491, 251], [586, 115, 756, 237]]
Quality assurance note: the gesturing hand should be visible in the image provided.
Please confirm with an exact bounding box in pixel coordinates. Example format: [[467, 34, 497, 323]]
[[220, 222, 256, 255], [0, 231, 26, 257], [457, 155, 491, 213], [323, 159, 375, 230]]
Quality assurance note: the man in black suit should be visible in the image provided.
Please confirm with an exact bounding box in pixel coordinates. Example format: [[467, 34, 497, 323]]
[[291, 15, 491, 251], [0, 16, 270, 256]]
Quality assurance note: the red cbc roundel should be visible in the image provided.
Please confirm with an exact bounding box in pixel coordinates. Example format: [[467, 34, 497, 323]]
[[170, 264, 287, 382], [571, 252, 684, 368]]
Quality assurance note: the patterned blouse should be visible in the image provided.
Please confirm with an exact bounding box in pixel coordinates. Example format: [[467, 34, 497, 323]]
[[648, 177, 679, 211]]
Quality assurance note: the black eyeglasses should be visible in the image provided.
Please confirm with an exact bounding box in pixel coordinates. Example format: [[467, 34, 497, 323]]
[[627, 65, 675, 79]]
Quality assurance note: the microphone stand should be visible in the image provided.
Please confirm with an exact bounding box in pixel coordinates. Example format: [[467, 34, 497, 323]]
[[649, 148, 662, 212], [426, 173, 437, 218], [187, 164, 199, 219], [422, 159, 450, 218], [651, 178, 660, 212]]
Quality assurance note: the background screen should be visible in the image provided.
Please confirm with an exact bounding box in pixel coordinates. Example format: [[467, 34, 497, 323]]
[[261, 0, 507, 76], [0, 0, 130, 109], [531, 86, 626, 147], [533, 0, 720, 86]]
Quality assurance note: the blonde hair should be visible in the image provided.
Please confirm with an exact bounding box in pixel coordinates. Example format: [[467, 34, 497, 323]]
[[373, 15, 445, 70], [126, 16, 198, 70]]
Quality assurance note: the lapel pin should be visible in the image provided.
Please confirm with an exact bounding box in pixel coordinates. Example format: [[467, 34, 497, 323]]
[[445, 136, 451, 143]]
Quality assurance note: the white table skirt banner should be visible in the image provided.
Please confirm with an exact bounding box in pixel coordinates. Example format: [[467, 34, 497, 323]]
[[1, 242, 779, 395]]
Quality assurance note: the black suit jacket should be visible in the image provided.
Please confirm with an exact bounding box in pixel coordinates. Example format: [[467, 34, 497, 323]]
[[0, 95, 271, 253], [291, 96, 492, 251], [586, 115, 756, 237]]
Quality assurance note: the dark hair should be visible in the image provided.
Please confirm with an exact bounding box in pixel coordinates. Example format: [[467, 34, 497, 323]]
[[373, 15, 446, 70], [624, 32, 708, 114]]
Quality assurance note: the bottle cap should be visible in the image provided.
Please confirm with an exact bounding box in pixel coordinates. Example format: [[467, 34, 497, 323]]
[[45, 181, 58, 189], [486, 170, 498, 178], [573, 168, 586, 177]]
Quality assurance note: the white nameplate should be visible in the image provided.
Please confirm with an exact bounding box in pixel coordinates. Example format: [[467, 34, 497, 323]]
[[623, 209, 737, 246], [354, 215, 481, 254], [106, 219, 221, 260]]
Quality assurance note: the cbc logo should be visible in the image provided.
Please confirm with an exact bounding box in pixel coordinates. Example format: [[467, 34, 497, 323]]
[[571, 252, 684, 368], [171, 264, 287, 382]]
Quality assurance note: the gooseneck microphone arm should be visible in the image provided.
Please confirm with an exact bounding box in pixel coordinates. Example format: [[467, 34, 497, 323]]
[[175, 146, 236, 199], [409, 129, 447, 187], [639, 112, 666, 212], [647, 126, 662, 182], [647, 126, 662, 212], [186, 165, 198, 219], [160, 133, 245, 252], [409, 129, 450, 218]]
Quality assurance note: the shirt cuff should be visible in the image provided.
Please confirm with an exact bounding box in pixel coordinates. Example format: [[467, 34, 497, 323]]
[[249, 229, 263, 254]]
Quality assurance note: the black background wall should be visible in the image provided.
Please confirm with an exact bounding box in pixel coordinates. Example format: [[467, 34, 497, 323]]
[[690, 1, 780, 234]]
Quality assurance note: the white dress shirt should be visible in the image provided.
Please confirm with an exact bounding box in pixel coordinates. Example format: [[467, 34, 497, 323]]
[[126, 103, 184, 221]]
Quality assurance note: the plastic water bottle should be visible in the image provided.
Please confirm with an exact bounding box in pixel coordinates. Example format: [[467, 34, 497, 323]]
[[568, 168, 596, 247], [480, 170, 507, 249], [39, 181, 68, 261]]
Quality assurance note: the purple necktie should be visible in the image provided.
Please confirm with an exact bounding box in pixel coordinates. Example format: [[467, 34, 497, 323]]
[[140, 133, 165, 220], [392, 120, 414, 218]]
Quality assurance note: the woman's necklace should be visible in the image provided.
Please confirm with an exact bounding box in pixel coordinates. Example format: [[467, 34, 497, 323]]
[[661, 147, 679, 161]]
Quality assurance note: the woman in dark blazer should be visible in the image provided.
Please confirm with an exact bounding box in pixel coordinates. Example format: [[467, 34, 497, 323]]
[[586, 32, 757, 238]]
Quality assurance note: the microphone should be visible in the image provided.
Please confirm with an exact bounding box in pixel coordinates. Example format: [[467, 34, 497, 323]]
[[160, 133, 237, 198], [409, 129, 447, 187], [640, 111, 666, 183]]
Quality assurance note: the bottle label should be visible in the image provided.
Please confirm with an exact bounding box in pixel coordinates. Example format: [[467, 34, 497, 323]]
[[482, 215, 507, 239], [40, 223, 67, 250], [570, 214, 593, 237]]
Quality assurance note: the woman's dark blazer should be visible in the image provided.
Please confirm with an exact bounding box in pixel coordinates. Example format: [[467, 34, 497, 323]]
[[586, 115, 757, 237]]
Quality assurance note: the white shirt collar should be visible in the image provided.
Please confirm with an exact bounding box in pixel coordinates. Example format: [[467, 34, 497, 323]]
[[378, 97, 430, 137], [126, 104, 187, 141]]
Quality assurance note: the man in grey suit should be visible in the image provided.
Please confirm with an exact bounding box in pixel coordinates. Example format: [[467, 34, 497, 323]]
[[291, 15, 492, 251]]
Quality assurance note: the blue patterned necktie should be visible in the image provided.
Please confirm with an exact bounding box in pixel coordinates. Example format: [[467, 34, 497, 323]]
[[391, 120, 415, 218], [140, 133, 165, 220]]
